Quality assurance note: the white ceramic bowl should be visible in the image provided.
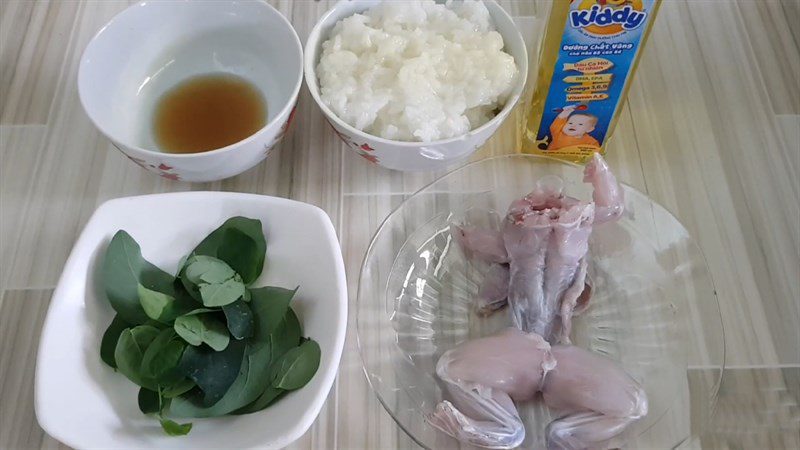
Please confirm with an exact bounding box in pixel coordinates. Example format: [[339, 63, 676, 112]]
[[78, 1, 302, 182], [304, 0, 528, 172], [35, 192, 347, 449]]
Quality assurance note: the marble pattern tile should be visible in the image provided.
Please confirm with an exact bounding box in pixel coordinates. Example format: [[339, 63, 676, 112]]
[[0, 1, 82, 125], [0, 289, 68, 450], [0, 125, 46, 289]]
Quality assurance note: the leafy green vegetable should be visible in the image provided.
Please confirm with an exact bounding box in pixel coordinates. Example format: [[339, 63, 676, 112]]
[[114, 325, 160, 390], [184, 255, 236, 285], [138, 284, 194, 323], [233, 386, 285, 415], [217, 228, 264, 284], [222, 300, 254, 340], [249, 286, 298, 338], [103, 231, 177, 324], [199, 276, 245, 307], [160, 419, 192, 436], [138, 388, 160, 414], [161, 378, 196, 399], [169, 340, 270, 417], [100, 217, 321, 436], [140, 328, 186, 382], [100, 314, 130, 368], [190, 217, 266, 285], [270, 339, 321, 390], [266, 309, 302, 372], [177, 340, 245, 406], [173, 311, 230, 351], [168, 288, 285, 417]]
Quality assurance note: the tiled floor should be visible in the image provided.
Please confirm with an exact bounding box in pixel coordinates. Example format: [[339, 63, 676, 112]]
[[1, 0, 798, 448]]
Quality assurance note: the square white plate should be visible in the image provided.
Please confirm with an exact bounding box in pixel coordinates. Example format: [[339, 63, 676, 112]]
[[35, 192, 347, 449]]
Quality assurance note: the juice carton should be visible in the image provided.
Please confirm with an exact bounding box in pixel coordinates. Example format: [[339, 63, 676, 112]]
[[523, 0, 661, 163]]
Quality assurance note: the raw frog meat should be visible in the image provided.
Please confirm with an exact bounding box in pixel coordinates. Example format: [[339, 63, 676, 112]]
[[430, 328, 647, 449], [453, 153, 623, 343]]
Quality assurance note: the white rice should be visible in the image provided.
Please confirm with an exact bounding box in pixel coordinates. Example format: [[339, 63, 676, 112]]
[[317, 0, 518, 142]]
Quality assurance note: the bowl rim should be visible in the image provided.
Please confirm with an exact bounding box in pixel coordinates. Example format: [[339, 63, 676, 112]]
[[355, 153, 726, 448], [303, 0, 529, 148], [77, 0, 304, 159], [34, 191, 348, 449]]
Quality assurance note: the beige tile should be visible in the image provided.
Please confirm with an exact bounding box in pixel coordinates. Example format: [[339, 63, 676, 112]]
[[782, 0, 800, 51], [0, 289, 69, 450], [624, 0, 799, 366], [697, 368, 800, 449], [0, 125, 46, 289], [4, 1, 169, 290], [682, 0, 800, 365], [0, 0, 82, 125], [338, 194, 414, 449], [735, 0, 800, 115]]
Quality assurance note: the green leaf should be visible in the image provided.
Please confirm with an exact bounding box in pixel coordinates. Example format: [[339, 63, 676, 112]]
[[222, 300, 254, 340], [190, 217, 266, 285], [179, 255, 235, 303], [103, 231, 176, 324], [138, 387, 160, 414], [249, 286, 298, 339], [173, 312, 230, 351], [161, 378, 195, 399], [271, 339, 321, 390], [100, 315, 130, 368], [217, 228, 263, 284], [176, 340, 245, 406], [274, 308, 302, 355], [199, 276, 245, 307], [184, 255, 236, 285], [160, 419, 192, 436], [114, 325, 160, 390], [170, 340, 270, 417], [168, 289, 294, 417], [138, 284, 194, 323], [141, 328, 186, 382], [232, 386, 285, 415], [266, 309, 302, 373]]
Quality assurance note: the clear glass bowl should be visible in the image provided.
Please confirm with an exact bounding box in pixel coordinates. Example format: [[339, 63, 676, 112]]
[[356, 155, 724, 449]]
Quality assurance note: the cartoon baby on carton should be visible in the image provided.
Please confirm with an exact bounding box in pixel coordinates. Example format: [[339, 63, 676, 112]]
[[547, 104, 600, 151]]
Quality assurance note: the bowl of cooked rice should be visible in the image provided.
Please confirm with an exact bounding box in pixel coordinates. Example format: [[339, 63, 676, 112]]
[[304, 0, 527, 171]]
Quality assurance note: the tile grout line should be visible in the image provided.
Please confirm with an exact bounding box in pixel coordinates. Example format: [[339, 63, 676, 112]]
[[0, 124, 48, 130], [688, 364, 800, 370]]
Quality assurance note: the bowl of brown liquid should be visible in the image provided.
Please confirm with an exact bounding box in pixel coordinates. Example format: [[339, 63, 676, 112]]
[[78, 1, 302, 182]]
